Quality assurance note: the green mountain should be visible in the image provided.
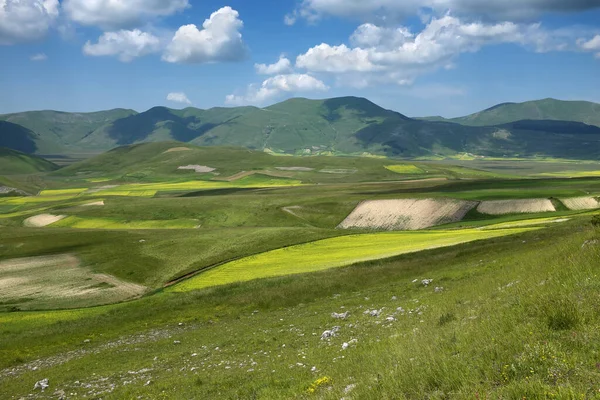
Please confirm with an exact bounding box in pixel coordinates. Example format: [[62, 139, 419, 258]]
[[2, 97, 600, 159], [0, 121, 39, 153], [419, 98, 600, 127], [0, 109, 137, 154], [0, 147, 59, 174]]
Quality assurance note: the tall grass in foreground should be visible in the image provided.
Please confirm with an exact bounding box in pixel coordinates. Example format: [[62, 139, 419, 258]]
[[0, 223, 598, 398]]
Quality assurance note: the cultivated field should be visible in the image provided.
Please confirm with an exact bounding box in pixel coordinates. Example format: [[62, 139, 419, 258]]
[[172, 227, 535, 292], [560, 196, 600, 210], [0, 254, 146, 310], [477, 199, 556, 215], [338, 198, 477, 230], [1, 142, 600, 398]]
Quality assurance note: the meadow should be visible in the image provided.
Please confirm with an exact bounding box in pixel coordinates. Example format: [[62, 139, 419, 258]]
[[1, 143, 600, 398]]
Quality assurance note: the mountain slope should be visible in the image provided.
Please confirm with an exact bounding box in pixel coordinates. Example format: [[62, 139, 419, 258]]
[[193, 97, 408, 153], [79, 106, 259, 149], [0, 109, 138, 153], [2, 97, 600, 160], [0, 147, 59, 174], [0, 121, 39, 154], [420, 99, 600, 127]]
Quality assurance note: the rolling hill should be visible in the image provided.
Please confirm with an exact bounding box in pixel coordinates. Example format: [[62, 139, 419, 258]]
[[419, 98, 600, 127], [0, 147, 59, 175], [2, 97, 600, 159], [0, 108, 137, 154]]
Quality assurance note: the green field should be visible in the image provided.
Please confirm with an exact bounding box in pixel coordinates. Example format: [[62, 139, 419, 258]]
[[173, 227, 535, 292], [1, 142, 600, 398]]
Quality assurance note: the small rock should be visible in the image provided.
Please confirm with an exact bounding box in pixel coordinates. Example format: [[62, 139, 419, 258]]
[[342, 342, 349, 350], [83, 339, 91, 343], [434, 287, 444, 293], [173, 340, 181, 344], [422, 279, 433, 287], [331, 311, 349, 320], [191, 353, 197, 357], [139, 239, 146, 243], [311, 366, 317, 372], [144, 380, 151, 386], [178, 322, 183, 326], [391, 296, 397, 300], [344, 384, 357, 394], [582, 239, 599, 248], [386, 316, 396, 322], [34, 378, 49, 391]]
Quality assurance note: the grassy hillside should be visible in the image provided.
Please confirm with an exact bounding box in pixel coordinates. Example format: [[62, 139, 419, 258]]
[[0, 148, 58, 175], [0, 121, 39, 154], [3, 97, 600, 159], [420, 98, 600, 127], [0, 109, 137, 154]]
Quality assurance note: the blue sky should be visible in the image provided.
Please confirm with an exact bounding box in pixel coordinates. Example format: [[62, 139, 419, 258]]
[[1, 0, 600, 117]]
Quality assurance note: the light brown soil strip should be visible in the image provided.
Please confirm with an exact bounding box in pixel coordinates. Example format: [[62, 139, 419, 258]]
[[23, 214, 66, 227], [177, 165, 216, 173], [477, 199, 555, 215], [164, 147, 192, 153], [559, 197, 600, 210], [338, 198, 478, 231], [82, 201, 105, 206]]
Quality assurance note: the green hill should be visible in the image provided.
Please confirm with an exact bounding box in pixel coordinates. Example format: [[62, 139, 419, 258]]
[[0, 121, 39, 154], [0, 147, 59, 174], [0, 109, 137, 154], [3, 97, 600, 159], [420, 98, 600, 127]]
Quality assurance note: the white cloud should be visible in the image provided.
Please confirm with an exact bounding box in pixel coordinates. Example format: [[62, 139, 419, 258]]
[[292, 0, 600, 23], [167, 92, 192, 105], [226, 74, 329, 106], [296, 16, 579, 87], [255, 55, 293, 75], [578, 35, 600, 56], [83, 29, 162, 62], [0, 0, 59, 45], [284, 13, 297, 26], [162, 6, 247, 64], [30, 53, 48, 61], [63, 0, 189, 30]]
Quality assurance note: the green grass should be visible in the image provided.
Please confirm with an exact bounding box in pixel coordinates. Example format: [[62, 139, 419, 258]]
[[0, 147, 58, 174], [172, 227, 536, 292], [51, 216, 200, 229], [384, 164, 425, 174], [0, 221, 598, 398]]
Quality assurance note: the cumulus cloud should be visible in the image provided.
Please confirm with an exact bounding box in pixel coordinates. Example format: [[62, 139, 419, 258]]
[[63, 0, 189, 30], [0, 0, 59, 45], [30, 53, 48, 61], [162, 6, 247, 64], [226, 74, 329, 106], [83, 29, 162, 62], [167, 92, 192, 104], [578, 35, 600, 57], [255, 55, 293, 75], [296, 16, 578, 87], [292, 0, 600, 23]]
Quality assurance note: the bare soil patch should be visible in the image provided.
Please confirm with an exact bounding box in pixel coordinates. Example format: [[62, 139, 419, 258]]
[[0, 254, 147, 310], [82, 201, 105, 207], [560, 197, 600, 210], [24, 214, 66, 227], [177, 165, 216, 173], [338, 198, 478, 231], [477, 199, 555, 215], [164, 147, 192, 153], [276, 167, 314, 172]]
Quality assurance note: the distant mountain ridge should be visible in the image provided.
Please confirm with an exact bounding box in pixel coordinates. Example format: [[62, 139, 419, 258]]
[[418, 98, 600, 127], [1, 96, 600, 160]]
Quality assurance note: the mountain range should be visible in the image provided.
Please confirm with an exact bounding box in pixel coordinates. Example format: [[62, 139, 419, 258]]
[[1, 97, 600, 160]]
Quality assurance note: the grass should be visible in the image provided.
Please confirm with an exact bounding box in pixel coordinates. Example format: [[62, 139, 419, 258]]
[[172, 227, 536, 292], [51, 216, 200, 229], [384, 164, 425, 174], [0, 221, 598, 398], [38, 188, 88, 196]]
